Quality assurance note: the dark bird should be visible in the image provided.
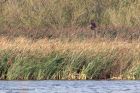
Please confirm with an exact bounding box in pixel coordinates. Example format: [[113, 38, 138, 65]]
[[90, 20, 97, 38], [90, 20, 97, 30]]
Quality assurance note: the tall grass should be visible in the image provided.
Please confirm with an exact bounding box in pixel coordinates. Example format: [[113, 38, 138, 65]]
[[0, 0, 139, 41], [0, 0, 139, 29], [0, 37, 140, 80]]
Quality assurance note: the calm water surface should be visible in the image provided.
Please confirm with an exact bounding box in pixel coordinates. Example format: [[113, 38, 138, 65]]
[[0, 80, 140, 93]]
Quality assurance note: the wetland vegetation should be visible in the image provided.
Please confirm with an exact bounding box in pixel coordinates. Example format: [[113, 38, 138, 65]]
[[0, 0, 140, 80]]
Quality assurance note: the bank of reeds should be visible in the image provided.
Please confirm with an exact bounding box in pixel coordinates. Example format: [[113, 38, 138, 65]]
[[0, 0, 140, 35], [0, 0, 140, 41], [0, 26, 140, 42], [0, 0, 140, 80], [0, 37, 140, 80], [1, 0, 140, 28]]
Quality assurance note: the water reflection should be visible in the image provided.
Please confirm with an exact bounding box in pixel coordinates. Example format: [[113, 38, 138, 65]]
[[0, 80, 140, 93]]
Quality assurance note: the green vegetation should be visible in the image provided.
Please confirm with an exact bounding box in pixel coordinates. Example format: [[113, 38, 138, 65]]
[[0, 38, 139, 80], [1, 0, 139, 28], [0, 0, 139, 41], [0, 0, 140, 80]]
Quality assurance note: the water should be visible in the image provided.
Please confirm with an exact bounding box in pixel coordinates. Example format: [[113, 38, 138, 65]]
[[0, 80, 140, 93]]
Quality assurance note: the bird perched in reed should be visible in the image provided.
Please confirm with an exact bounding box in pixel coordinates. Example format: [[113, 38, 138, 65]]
[[90, 20, 97, 38], [90, 20, 97, 30]]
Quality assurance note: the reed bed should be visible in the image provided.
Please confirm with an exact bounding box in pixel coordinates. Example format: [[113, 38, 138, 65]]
[[0, 0, 140, 29], [0, 0, 140, 80], [0, 37, 140, 80]]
